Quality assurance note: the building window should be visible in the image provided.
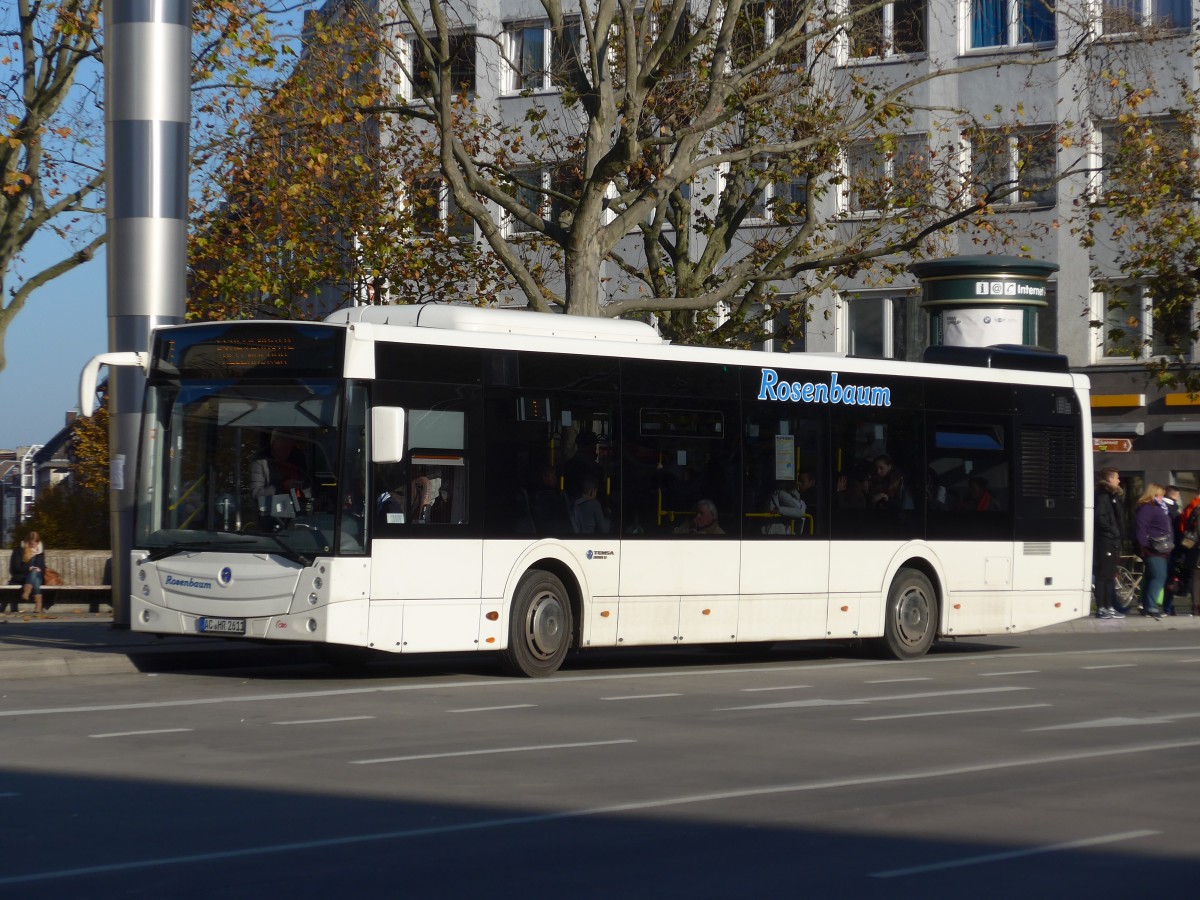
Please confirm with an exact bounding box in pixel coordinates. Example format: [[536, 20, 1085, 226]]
[[846, 294, 924, 360], [969, 0, 1055, 49], [506, 167, 547, 235], [1102, 0, 1190, 33], [1100, 119, 1193, 200], [752, 301, 808, 353], [409, 33, 476, 98], [549, 161, 584, 229], [732, 1, 808, 68], [771, 173, 809, 224], [849, 0, 926, 59], [409, 175, 474, 238], [503, 20, 581, 93], [729, 158, 810, 224], [970, 126, 1057, 208], [844, 135, 929, 214], [1097, 284, 1194, 361]]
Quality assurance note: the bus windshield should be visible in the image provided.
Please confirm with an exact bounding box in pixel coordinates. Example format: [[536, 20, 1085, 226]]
[[135, 378, 368, 561]]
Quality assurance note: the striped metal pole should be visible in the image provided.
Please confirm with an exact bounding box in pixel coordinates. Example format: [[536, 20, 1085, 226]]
[[105, 0, 190, 626]]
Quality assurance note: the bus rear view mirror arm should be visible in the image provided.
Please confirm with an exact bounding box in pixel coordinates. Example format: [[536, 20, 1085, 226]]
[[79, 352, 149, 417]]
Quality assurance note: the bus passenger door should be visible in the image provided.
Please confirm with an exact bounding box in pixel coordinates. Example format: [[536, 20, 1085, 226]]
[[738, 408, 829, 642], [617, 382, 741, 646], [927, 416, 1016, 636], [368, 383, 485, 653]]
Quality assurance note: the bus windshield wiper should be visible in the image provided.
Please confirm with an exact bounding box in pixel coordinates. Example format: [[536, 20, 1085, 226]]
[[143, 536, 255, 563], [259, 532, 315, 568]]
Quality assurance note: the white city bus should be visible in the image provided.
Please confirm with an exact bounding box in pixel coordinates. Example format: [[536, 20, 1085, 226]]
[[81, 305, 1092, 676]]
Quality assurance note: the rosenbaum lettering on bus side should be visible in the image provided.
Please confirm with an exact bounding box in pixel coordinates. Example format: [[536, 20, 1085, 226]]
[[757, 368, 892, 407]]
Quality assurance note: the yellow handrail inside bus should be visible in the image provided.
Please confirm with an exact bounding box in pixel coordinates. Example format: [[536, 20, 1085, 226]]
[[169, 475, 205, 512], [745, 512, 814, 535]]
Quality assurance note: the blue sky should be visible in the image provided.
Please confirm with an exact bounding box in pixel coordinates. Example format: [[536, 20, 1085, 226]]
[[0, 242, 108, 450], [0, 5, 318, 452]]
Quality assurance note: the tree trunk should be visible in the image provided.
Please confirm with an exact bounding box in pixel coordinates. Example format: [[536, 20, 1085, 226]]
[[564, 239, 604, 318]]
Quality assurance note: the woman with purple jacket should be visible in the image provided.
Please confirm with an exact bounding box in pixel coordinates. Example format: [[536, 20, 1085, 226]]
[[1134, 483, 1174, 618]]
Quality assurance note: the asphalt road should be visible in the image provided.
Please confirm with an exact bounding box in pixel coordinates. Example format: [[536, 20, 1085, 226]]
[[2, 631, 1199, 898]]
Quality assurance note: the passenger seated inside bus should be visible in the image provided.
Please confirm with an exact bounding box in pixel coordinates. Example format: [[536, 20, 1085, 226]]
[[429, 487, 452, 523], [410, 475, 434, 523], [836, 463, 871, 508], [868, 454, 908, 509], [530, 465, 577, 535], [927, 467, 950, 510], [564, 430, 603, 500], [571, 479, 610, 534], [764, 480, 807, 534], [796, 471, 818, 511], [960, 476, 997, 512], [674, 499, 724, 535], [250, 430, 310, 500]]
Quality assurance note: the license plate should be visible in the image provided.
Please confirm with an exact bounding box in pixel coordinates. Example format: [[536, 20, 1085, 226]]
[[197, 616, 246, 635]]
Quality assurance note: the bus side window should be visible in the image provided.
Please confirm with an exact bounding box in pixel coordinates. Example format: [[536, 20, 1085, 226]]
[[742, 412, 823, 538], [928, 421, 1012, 540], [831, 415, 920, 539]]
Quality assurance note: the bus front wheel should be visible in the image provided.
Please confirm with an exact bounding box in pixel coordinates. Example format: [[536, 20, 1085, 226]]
[[500, 571, 573, 677], [874, 569, 938, 660]]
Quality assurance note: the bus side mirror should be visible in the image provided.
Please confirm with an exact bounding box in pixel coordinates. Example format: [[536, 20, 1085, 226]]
[[78, 351, 149, 416], [372, 407, 406, 463]]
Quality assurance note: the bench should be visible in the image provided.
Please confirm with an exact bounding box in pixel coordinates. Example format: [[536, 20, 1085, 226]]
[[3, 550, 112, 613]]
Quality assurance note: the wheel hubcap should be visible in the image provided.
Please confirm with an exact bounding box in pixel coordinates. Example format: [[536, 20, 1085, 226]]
[[895, 587, 930, 648], [526, 590, 565, 660]]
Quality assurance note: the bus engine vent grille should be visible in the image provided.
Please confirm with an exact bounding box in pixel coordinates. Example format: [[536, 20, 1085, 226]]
[[1019, 425, 1079, 499], [1023, 542, 1052, 556]]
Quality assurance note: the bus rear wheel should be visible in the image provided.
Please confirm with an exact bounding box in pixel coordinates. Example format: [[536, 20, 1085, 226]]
[[499, 571, 573, 677], [874, 569, 938, 660]]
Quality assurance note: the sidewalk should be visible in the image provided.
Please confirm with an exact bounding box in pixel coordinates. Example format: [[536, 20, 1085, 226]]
[[1, 603, 1198, 681], [0, 606, 317, 680]]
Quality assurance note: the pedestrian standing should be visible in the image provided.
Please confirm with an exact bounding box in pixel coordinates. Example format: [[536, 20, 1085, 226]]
[[1134, 483, 1173, 619], [1164, 485, 1184, 614], [1093, 468, 1126, 619], [1179, 495, 1200, 616]]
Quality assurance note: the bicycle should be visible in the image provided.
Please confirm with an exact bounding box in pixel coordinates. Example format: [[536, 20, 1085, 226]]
[[1112, 556, 1143, 613]]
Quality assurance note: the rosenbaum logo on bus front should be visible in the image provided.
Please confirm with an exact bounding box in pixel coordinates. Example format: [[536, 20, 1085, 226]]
[[757, 368, 892, 407]]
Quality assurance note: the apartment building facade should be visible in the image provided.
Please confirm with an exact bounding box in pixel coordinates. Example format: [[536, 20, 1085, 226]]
[[351, 0, 1200, 493]]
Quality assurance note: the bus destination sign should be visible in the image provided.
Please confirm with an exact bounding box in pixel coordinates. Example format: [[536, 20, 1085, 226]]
[[155, 323, 345, 379]]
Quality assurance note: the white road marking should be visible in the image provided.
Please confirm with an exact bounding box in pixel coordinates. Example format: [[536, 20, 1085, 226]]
[[977, 670, 1039, 677], [4, 645, 1200, 721], [599, 693, 681, 701], [446, 704, 536, 713], [350, 738, 636, 765], [89, 728, 193, 739], [863, 677, 931, 684], [741, 685, 812, 692], [273, 716, 376, 726], [855, 703, 1051, 722], [869, 829, 1159, 878], [1081, 664, 1136, 670], [1028, 711, 1200, 731], [718, 686, 1029, 711], [3, 739, 1197, 887]]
